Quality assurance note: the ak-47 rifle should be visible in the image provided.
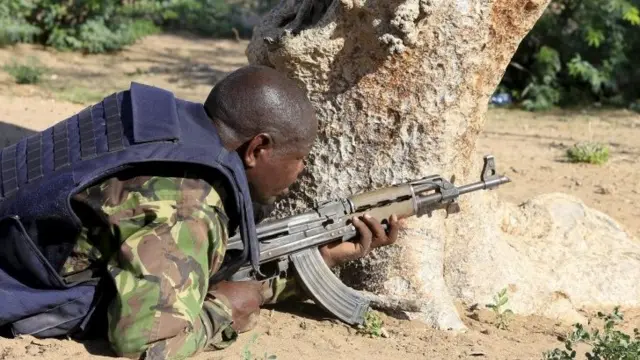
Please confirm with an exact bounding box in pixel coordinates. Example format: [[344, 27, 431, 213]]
[[226, 155, 510, 326]]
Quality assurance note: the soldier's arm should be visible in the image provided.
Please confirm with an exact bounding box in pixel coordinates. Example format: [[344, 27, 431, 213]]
[[259, 270, 309, 305], [104, 176, 238, 359]]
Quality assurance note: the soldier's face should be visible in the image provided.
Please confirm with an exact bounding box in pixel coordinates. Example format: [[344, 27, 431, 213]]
[[243, 136, 311, 205]]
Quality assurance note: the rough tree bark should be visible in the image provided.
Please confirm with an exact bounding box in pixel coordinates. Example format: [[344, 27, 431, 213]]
[[246, 0, 640, 330]]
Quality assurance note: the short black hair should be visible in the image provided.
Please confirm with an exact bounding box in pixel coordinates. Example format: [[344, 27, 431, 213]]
[[205, 65, 317, 152]]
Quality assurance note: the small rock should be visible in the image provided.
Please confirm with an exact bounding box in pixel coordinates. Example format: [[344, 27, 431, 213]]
[[31, 339, 50, 346], [480, 329, 490, 335], [380, 328, 390, 338], [300, 321, 308, 330], [595, 185, 613, 195]]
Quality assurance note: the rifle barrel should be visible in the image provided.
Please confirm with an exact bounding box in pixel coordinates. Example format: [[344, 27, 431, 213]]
[[416, 175, 510, 211], [457, 175, 511, 195]]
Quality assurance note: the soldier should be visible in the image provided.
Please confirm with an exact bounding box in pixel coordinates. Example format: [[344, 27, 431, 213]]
[[0, 65, 401, 359]]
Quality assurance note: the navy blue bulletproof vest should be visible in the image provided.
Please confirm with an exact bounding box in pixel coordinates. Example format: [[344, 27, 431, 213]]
[[0, 82, 261, 338]]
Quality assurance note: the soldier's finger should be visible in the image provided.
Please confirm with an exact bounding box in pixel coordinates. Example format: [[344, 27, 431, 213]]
[[361, 213, 386, 241], [386, 214, 400, 245], [352, 216, 372, 255]]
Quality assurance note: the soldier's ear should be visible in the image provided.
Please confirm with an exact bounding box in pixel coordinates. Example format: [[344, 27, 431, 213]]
[[242, 133, 273, 169]]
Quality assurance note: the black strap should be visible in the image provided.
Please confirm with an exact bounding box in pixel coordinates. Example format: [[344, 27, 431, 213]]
[[103, 93, 124, 152], [78, 107, 97, 160], [26, 133, 43, 182], [63, 267, 102, 284], [2, 144, 18, 197], [53, 121, 70, 170]]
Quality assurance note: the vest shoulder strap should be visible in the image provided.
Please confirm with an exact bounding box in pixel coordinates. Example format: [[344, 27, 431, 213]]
[[130, 82, 181, 144]]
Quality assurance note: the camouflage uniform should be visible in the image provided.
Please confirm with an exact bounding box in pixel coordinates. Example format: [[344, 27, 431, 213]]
[[62, 170, 304, 359]]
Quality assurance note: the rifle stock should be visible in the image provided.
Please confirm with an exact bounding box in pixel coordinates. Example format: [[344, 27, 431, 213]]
[[225, 155, 511, 325]]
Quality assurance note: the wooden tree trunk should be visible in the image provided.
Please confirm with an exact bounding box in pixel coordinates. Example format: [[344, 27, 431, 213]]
[[246, 0, 640, 329]]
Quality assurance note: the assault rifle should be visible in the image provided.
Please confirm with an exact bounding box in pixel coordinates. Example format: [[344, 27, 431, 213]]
[[226, 155, 510, 326]]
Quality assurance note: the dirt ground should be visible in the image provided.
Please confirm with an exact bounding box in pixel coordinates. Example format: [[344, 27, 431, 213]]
[[0, 34, 639, 360]]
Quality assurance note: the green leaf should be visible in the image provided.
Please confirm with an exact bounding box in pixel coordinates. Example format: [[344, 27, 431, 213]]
[[623, 6, 640, 25], [585, 27, 605, 48]]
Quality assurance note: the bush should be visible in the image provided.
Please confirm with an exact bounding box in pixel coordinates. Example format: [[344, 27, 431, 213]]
[[501, 0, 640, 111], [0, 0, 163, 53], [519, 46, 563, 111], [161, 0, 240, 38], [3, 57, 45, 84], [566, 142, 610, 164], [0, 0, 269, 53], [542, 307, 640, 360], [0, 2, 41, 47], [47, 18, 160, 54]]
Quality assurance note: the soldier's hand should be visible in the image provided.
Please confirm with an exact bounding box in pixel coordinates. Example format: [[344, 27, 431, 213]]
[[319, 213, 403, 268], [208, 280, 265, 333]]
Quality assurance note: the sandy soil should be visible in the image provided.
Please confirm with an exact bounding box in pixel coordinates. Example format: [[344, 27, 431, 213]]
[[0, 34, 639, 360]]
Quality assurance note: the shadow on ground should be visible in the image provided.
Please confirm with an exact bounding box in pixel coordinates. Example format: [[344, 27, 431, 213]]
[[263, 301, 341, 324], [81, 339, 117, 357]]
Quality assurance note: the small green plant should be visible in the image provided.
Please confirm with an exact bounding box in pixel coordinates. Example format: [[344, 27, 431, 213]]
[[3, 57, 45, 84], [357, 310, 385, 337], [566, 142, 610, 165], [486, 287, 514, 330], [542, 307, 640, 360], [242, 333, 277, 360]]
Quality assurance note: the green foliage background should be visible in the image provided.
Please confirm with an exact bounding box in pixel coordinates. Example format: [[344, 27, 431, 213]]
[[500, 0, 640, 111], [0, 0, 277, 53], [1, 0, 639, 111]]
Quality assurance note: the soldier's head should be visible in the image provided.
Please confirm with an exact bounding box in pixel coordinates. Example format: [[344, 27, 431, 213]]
[[205, 65, 318, 205]]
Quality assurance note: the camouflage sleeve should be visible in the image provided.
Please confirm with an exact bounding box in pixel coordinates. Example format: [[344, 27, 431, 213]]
[[260, 271, 309, 305], [100, 176, 237, 359]]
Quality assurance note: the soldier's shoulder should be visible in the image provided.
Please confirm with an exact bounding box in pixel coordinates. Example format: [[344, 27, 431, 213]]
[[76, 168, 230, 211]]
